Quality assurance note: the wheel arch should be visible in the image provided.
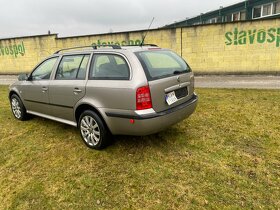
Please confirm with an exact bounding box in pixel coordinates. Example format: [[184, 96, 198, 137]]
[[9, 90, 18, 99], [74, 104, 111, 133], [9, 89, 22, 101]]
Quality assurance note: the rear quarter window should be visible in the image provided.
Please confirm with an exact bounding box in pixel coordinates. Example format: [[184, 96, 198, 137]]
[[135, 50, 191, 81], [89, 54, 130, 80]]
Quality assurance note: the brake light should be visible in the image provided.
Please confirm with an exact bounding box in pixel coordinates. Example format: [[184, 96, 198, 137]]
[[136, 86, 153, 110]]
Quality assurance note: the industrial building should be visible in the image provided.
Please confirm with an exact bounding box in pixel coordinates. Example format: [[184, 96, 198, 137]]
[[164, 0, 280, 28]]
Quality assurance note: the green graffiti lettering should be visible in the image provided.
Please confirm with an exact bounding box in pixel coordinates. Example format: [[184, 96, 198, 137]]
[[135, 40, 141, 46], [0, 42, 25, 58], [97, 40, 101, 47], [128, 40, 134, 45], [238, 31, 247, 45], [225, 32, 233, 45], [5, 47, 9, 55], [276, 28, 280, 47], [226, 27, 280, 47], [257, 29, 266, 43], [13, 45, 18, 58], [248, 30, 256, 44], [89, 39, 145, 48], [267, 28, 276, 43], [22, 42, 25, 54], [0, 45, 4, 55], [9, 46, 14, 55], [234, 28, 239, 45], [18, 45, 24, 56]]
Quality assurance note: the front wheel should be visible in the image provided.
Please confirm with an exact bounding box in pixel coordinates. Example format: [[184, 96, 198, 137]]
[[10, 94, 28, 121], [78, 110, 111, 150]]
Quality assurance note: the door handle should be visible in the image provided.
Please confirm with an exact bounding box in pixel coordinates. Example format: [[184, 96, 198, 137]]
[[42, 87, 48, 93], [73, 88, 82, 94]]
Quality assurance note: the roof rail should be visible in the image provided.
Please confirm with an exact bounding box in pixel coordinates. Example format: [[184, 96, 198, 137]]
[[95, 44, 122, 49], [54, 46, 96, 54], [144, 44, 158, 47], [122, 44, 159, 47], [54, 44, 122, 54], [54, 44, 159, 54], [93, 44, 158, 48]]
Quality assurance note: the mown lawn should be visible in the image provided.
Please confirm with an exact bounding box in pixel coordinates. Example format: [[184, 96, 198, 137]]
[[0, 85, 279, 209]]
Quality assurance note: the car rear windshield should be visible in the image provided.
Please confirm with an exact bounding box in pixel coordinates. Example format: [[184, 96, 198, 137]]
[[135, 50, 191, 80]]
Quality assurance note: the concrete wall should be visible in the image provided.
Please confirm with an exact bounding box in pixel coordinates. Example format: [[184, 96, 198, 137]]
[[0, 18, 279, 74], [182, 18, 280, 73]]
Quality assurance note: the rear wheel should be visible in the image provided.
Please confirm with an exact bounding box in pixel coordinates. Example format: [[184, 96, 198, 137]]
[[10, 94, 28, 121], [78, 110, 111, 150]]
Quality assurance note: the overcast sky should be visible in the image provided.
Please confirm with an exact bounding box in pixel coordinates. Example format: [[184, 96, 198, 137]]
[[0, 0, 243, 38]]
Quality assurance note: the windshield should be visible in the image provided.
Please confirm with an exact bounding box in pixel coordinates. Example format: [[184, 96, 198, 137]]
[[135, 50, 191, 80]]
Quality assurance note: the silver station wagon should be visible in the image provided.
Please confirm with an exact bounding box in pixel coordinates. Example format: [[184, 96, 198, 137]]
[[9, 45, 198, 149]]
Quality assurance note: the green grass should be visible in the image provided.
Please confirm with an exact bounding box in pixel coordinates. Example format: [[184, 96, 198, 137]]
[[0, 85, 279, 209]]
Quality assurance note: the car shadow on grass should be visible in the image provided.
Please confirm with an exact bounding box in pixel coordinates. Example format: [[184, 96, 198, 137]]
[[111, 126, 189, 150], [29, 116, 191, 152]]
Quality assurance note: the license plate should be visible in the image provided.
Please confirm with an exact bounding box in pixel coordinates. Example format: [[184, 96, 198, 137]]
[[165, 91, 178, 105]]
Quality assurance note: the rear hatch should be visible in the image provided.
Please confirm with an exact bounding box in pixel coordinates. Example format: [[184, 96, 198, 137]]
[[135, 50, 194, 112]]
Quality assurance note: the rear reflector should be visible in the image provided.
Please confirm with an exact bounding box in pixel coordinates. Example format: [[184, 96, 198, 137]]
[[136, 86, 153, 110]]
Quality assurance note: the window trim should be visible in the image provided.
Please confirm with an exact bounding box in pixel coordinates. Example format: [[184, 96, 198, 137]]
[[76, 55, 91, 80], [240, 11, 246, 20], [209, 17, 218, 24], [232, 12, 240, 21], [262, 3, 273, 17], [252, 2, 279, 19], [274, 0, 280, 14], [252, 6, 262, 19], [54, 54, 91, 81], [224, 14, 232, 22], [224, 11, 246, 22], [88, 52, 131, 81]]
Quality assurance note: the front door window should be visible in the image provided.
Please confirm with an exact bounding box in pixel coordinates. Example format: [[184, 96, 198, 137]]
[[31, 57, 58, 80]]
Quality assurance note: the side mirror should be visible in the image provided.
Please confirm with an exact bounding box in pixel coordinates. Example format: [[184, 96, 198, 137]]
[[18, 74, 29, 81]]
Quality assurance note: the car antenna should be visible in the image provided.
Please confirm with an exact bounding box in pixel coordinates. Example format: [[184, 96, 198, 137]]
[[140, 17, 155, 47]]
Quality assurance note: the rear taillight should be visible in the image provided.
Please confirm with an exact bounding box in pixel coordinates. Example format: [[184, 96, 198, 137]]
[[136, 86, 153, 110]]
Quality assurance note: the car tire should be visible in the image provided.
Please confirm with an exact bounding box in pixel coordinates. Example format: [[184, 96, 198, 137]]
[[78, 110, 111, 150], [10, 94, 28, 121]]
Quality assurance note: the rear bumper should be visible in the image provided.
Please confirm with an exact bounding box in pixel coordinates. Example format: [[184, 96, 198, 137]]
[[104, 93, 198, 135]]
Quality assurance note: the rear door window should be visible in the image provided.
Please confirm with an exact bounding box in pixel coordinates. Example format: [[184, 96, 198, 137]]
[[55, 54, 90, 80], [89, 54, 130, 80], [135, 50, 191, 80]]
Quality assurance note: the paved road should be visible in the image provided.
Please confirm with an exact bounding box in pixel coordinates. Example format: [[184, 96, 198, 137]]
[[195, 75, 280, 89], [0, 75, 17, 85], [1, 75, 280, 89]]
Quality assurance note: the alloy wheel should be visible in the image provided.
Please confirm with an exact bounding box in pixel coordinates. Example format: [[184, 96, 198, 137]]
[[11, 98, 22, 119], [80, 115, 101, 146]]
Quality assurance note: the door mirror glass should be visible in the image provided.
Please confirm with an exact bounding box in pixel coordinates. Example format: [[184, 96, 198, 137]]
[[18, 74, 28, 81]]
